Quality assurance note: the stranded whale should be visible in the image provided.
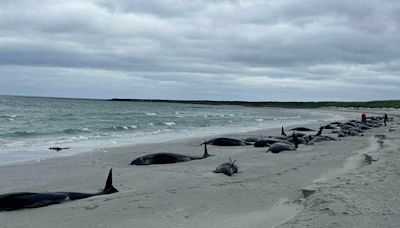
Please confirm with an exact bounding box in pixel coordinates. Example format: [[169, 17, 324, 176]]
[[290, 127, 315, 131], [213, 157, 238, 176], [49, 147, 70, 152], [0, 169, 118, 211], [203, 138, 251, 146], [131, 143, 211, 165], [268, 142, 296, 153]]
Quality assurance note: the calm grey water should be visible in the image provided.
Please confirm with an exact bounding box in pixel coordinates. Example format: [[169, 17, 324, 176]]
[[0, 96, 343, 164]]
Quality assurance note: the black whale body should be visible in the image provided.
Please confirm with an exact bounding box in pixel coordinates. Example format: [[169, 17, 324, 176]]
[[0, 169, 118, 211], [204, 138, 251, 146], [268, 142, 296, 153], [214, 158, 238, 176], [254, 138, 292, 147], [290, 127, 315, 131], [131, 144, 210, 165]]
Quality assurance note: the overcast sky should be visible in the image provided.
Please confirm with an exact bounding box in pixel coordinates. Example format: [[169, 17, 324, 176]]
[[1, 0, 400, 101]]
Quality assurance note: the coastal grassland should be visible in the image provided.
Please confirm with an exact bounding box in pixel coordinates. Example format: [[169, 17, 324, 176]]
[[111, 99, 400, 109]]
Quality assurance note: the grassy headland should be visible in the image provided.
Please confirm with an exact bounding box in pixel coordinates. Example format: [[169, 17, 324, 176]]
[[110, 99, 400, 109]]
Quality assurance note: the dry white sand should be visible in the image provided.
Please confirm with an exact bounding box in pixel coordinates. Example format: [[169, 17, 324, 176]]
[[0, 109, 399, 228]]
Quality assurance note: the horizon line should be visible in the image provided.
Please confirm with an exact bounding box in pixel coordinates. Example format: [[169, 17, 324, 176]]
[[1, 94, 399, 103]]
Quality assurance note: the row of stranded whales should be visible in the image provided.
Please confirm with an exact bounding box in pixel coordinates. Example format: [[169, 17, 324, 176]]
[[130, 143, 211, 165], [0, 169, 117, 211], [3, 115, 389, 211], [251, 115, 389, 153]]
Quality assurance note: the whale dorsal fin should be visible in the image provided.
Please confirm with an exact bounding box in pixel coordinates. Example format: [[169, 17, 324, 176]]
[[293, 132, 299, 148], [103, 169, 118, 194], [203, 141, 209, 158], [281, 126, 287, 136]]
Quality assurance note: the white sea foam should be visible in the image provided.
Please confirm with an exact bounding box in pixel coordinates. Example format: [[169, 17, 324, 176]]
[[164, 122, 176, 126], [145, 112, 157, 116]]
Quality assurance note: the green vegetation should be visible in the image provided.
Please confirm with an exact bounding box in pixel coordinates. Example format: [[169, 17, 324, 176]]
[[110, 99, 400, 109]]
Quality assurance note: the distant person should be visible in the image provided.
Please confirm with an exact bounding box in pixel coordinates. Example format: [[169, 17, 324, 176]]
[[361, 113, 367, 125], [384, 113, 388, 126]]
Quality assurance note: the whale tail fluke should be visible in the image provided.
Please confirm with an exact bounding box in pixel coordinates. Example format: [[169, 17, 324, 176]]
[[203, 141, 210, 158], [103, 169, 118, 194], [228, 156, 236, 165], [315, 126, 323, 136], [229, 157, 237, 173]]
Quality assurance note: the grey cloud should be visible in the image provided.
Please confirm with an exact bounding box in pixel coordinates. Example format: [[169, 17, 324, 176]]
[[0, 0, 399, 100]]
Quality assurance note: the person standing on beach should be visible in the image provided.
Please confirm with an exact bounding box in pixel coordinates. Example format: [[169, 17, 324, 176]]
[[384, 113, 388, 126], [361, 113, 367, 125]]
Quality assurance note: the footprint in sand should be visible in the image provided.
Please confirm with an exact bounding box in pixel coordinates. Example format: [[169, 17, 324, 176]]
[[83, 204, 99, 211]]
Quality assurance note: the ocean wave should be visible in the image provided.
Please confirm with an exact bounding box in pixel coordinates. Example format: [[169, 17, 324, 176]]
[[103, 125, 139, 131], [255, 118, 264, 122], [71, 135, 89, 140], [145, 112, 157, 116], [0, 131, 40, 137], [63, 128, 92, 134], [164, 122, 176, 126], [174, 112, 184, 118], [0, 114, 17, 118], [277, 115, 301, 120], [150, 129, 162, 134]]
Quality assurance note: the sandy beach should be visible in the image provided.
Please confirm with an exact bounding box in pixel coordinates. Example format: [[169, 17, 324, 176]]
[[0, 108, 399, 228]]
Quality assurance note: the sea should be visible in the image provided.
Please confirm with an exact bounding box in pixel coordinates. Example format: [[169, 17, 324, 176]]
[[0, 95, 345, 165]]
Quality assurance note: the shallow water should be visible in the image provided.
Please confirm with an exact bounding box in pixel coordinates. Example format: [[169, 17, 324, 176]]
[[0, 95, 344, 164]]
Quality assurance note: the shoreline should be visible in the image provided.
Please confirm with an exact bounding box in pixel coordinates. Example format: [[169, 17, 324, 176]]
[[0, 108, 398, 227], [0, 108, 352, 167]]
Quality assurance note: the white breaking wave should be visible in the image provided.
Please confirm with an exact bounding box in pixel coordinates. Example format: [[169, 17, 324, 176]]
[[145, 112, 157, 116]]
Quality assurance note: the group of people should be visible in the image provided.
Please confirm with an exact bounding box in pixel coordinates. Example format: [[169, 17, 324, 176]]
[[361, 113, 388, 126]]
